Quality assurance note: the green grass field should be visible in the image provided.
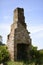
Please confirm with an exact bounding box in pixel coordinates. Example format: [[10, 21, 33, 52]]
[[7, 61, 43, 65], [7, 61, 35, 65]]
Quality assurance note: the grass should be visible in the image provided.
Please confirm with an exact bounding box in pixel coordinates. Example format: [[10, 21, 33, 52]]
[[6, 60, 43, 65], [7, 61, 24, 65], [7, 61, 35, 65]]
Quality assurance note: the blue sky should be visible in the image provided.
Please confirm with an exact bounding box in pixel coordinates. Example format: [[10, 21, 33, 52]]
[[0, 0, 43, 50]]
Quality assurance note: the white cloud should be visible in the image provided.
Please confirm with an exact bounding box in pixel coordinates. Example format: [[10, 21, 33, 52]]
[[0, 23, 10, 43], [0, 14, 13, 43], [27, 24, 43, 34], [0, 23, 10, 29], [31, 25, 43, 39], [27, 24, 43, 49]]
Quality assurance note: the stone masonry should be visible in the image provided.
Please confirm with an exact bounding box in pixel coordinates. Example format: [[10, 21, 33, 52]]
[[7, 8, 32, 61]]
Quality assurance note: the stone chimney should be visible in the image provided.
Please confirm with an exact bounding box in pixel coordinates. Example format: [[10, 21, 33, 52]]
[[7, 8, 32, 61]]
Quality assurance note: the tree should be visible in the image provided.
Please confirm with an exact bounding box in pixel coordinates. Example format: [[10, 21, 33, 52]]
[[38, 50, 43, 65], [30, 45, 39, 65], [0, 41, 5, 46], [30, 45, 43, 65], [0, 41, 2, 45], [0, 46, 10, 64]]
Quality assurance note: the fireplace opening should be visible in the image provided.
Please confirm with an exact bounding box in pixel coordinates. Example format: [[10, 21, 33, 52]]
[[17, 44, 28, 61]]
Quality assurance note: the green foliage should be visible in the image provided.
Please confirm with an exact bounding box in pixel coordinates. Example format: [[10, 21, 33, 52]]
[[30, 45, 43, 65], [0, 46, 10, 64], [0, 41, 2, 45], [0, 41, 5, 46], [38, 50, 43, 64]]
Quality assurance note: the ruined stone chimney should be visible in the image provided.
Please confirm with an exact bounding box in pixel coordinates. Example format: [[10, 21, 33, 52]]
[[7, 8, 31, 61]]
